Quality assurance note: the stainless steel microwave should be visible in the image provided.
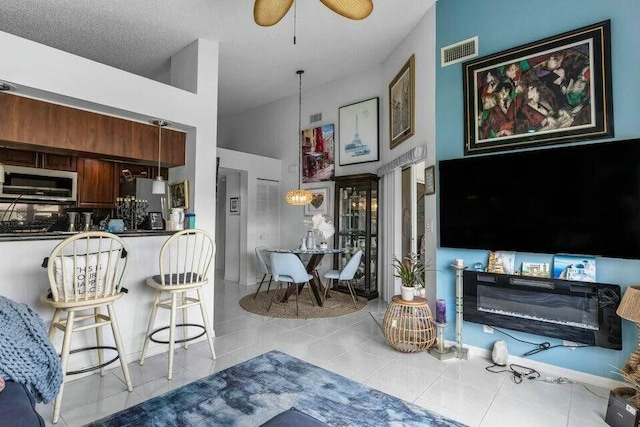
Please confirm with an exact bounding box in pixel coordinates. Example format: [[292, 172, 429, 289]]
[[0, 165, 77, 202]]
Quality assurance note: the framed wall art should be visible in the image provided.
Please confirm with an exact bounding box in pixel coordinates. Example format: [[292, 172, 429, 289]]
[[302, 124, 335, 183], [304, 187, 329, 216], [149, 212, 164, 230], [389, 54, 415, 149], [168, 179, 189, 210], [338, 97, 379, 166], [424, 165, 435, 195], [463, 20, 613, 155], [229, 196, 240, 215]]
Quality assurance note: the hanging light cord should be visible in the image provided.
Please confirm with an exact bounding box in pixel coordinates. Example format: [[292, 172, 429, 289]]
[[293, 0, 297, 45], [297, 70, 303, 190], [157, 123, 162, 176]]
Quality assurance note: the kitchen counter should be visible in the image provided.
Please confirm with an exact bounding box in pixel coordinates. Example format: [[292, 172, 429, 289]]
[[0, 230, 176, 242]]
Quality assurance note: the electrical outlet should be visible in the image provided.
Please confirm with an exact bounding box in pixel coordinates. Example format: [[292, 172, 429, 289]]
[[563, 340, 578, 348], [483, 325, 494, 334], [426, 219, 434, 233]]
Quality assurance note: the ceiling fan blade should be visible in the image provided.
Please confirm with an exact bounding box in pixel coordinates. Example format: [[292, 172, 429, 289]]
[[254, 0, 295, 27], [319, 0, 373, 20]]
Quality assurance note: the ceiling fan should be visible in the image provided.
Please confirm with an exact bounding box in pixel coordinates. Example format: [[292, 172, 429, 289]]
[[254, 0, 374, 27]]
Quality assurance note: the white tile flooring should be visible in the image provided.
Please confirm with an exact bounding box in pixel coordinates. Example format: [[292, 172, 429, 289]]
[[39, 273, 612, 426]]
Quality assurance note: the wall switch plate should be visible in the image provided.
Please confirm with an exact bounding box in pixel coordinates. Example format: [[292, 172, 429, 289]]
[[426, 218, 434, 233], [483, 325, 494, 334], [288, 165, 298, 174]]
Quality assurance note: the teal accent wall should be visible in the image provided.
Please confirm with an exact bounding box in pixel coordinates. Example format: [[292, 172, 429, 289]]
[[435, 0, 640, 379]]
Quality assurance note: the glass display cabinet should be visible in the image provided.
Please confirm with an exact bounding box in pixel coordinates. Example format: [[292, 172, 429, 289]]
[[333, 173, 379, 299]]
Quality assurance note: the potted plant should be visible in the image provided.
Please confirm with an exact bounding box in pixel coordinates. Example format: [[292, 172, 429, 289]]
[[392, 252, 426, 301]]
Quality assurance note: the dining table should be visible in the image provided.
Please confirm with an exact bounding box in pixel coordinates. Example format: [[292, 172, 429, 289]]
[[269, 248, 342, 307]]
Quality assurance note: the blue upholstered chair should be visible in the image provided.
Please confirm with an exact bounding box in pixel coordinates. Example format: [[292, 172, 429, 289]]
[[268, 253, 314, 316], [254, 246, 273, 298], [324, 250, 363, 308]]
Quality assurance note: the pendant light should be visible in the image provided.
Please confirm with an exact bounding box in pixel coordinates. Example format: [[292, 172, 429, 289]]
[[285, 70, 313, 206], [151, 119, 169, 195]]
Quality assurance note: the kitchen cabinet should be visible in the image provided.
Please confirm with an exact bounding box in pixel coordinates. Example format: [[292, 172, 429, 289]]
[[0, 148, 76, 171], [77, 157, 117, 209], [333, 173, 379, 299]]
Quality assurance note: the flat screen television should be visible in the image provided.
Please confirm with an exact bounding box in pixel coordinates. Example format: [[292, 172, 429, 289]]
[[439, 138, 640, 259]]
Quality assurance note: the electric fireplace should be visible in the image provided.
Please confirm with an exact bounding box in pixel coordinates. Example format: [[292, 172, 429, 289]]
[[463, 271, 622, 350]]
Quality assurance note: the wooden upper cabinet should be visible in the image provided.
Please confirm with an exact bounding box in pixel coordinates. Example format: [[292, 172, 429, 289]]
[[0, 147, 38, 167], [77, 157, 117, 209], [41, 153, 77, 171], [0, 92, 186, 166], [0, 148, 76, 171]]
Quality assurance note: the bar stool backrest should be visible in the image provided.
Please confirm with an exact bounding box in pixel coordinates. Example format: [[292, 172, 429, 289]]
[[159, 229, 215, 286], [47, 231, 130, 303]]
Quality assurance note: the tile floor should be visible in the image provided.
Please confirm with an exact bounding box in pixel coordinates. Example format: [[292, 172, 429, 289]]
[[39, 273, 612, 426]]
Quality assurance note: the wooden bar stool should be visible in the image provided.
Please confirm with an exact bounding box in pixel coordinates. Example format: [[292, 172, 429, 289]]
[[139, 229, 217, 380], [41, 232, 133, 424]]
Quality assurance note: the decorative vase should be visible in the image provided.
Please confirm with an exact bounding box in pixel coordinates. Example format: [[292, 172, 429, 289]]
[[306, 230, 315, 250], [401, 286, 415, 301], [300, 238, 307, 251]]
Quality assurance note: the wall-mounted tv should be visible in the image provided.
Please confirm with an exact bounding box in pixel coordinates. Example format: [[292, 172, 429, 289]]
[[439, 139, 640, 259]]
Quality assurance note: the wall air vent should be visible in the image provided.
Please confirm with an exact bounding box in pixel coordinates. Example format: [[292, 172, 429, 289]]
[[309, 112, 322, 123], [441, 36, 478, 67]]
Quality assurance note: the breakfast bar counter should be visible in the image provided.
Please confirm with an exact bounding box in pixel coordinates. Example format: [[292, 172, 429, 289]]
[[0, 230, 176, 242]]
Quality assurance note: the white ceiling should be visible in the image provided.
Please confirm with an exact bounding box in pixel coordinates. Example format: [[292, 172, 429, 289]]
[[0, 0, 433, 118]]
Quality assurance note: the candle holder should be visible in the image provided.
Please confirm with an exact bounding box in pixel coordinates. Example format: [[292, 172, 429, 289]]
[[115, 197, 148, 230], [429, 322, 457, 360], [451, 261, 469, 359]]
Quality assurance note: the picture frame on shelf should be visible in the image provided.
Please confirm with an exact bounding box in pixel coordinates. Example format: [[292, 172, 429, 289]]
[[229, 196, 240, 215], [302, 124, 335, 183], [338, 97, 379, 166], [168, 179, 189, 210], [487, 251, 516, 275], [521, 262, 550, 278], [553, 254, 596, 282], [149, 212, 164, 230], [463, 20, 613, 155], [425, 165, 435, 195], [304, 187, 329, 216], [389, 54, 415, 149]]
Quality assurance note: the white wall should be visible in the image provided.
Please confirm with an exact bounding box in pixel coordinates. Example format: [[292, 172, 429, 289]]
[[217, 148, 281, 285], [219, 7, 437, 297], [224, 172, 241, 282], [215, 180, 226, 270], [0, 31, 219, 370]]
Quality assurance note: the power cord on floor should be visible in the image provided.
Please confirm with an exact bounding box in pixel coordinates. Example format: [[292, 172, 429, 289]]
[[486, 363, 540, 384], [488, 325, 593, 356]]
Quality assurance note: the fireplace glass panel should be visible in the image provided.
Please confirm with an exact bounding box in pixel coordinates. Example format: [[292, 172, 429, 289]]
[[477, 285, 599, 330]]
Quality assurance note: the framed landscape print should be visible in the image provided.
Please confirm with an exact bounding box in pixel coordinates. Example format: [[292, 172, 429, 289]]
[[304, 187, 328, 216], [169, 179, 189, 210], [389, 54, 415, 149], [338, 97, 379, 166], [463, 20, 613, 155], [229, 196, 240, 215], [302, 124, 335, 183]]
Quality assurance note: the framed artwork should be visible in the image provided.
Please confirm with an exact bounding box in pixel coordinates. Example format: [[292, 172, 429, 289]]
[[424, 165, 435, 195], [487, 251, 516, 275], [553, 254, 596, 282], [389, 54, 415, 149], [148, 212, 164, 230], [463, 20, 613, 155], [229, 196, 240, 215], [304, 187, 328, 216], [168, 179, 189, 210], [338, 97, 379, 166], [302, 124, 335, 183], [521, 262, 550, 278]]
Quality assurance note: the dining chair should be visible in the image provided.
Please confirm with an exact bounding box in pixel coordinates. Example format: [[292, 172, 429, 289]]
[[41, 231, 133, 424], [139, 229, 216, 380], [268, 253, 314, 316], [324, 250, 363, 308], [254, 246, 273, 298]]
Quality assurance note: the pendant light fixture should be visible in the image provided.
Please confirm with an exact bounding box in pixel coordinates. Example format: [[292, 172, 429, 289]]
[[285, 70, 313, 206], [151, 119, 169, 195]]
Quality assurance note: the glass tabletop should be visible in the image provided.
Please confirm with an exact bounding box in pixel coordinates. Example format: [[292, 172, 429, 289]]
[[269, 248, 342, 254]]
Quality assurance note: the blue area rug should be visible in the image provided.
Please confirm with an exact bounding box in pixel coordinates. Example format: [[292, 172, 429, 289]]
[[87, 350, 466, 427]]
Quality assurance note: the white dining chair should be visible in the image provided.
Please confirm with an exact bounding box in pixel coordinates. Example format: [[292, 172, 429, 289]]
[[268, 253, 314, 316], [254, 246, 273, 298], [324, 250, 363, 308]]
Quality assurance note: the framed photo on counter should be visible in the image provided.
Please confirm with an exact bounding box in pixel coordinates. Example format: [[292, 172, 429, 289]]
[[149, 212, 164, 230]]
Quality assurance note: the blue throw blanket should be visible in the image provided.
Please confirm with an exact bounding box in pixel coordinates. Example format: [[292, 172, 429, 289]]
[[0, 296, 62, 403]]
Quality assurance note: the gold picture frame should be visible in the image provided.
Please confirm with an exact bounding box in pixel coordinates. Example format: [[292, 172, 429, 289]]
[[168, 179, 189, 210], [389, 54, 415, 149]]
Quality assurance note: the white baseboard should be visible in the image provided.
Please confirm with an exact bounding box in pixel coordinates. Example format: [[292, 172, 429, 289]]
[[452, 340, 627, 390]]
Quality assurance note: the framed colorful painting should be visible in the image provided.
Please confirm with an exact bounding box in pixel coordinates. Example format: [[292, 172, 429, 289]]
[[302, 124, 335, 183], [338, 97, 379, 166], [463, 20, 613, 155]]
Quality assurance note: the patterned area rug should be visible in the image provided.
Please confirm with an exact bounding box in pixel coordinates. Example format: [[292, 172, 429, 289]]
[[238, 288, 366, 319], [87, 351, 466, 427]]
